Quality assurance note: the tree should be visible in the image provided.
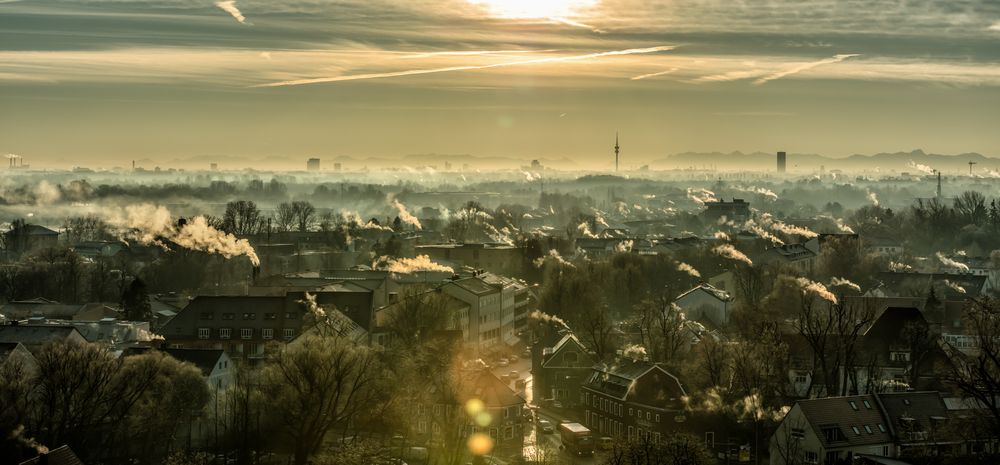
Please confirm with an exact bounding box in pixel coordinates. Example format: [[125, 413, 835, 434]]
[[221, 200, 264, 236], [954, 190, 987, 226], [62, 216, 112, 244], [605, 434, 713, 465], [946, 297, 1000, 436], [291, 201, 317, 232], [276, 202, 296, 232], [122, 277, 152, 321], [261, 333, 382, 465]]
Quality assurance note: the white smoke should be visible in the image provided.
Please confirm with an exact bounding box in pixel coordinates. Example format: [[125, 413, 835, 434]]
[[794, 277, 837, 303], [867, 191, 880, 207], [737, 186, 778, 201], [614, 240, 634, 253], [889, 261, 913, 272], [32, 181, 61, 205], [677, 262, 701, 278], [577, 222, 597, 238], [110, 204, 260, 266], [533, 249, 574, 268], [943, 280, 967, 294], [908, 160, 935, 175], [936, 252, 969, 272], [390, 198, 422, 229], [686, 187, 717, 206], [373, 255, 453, 274], [297, 292, 327, 319], [622, 344, 648, 361], [713, 244, 753, 266], [835, 218, 855, 234], [530, 310, 569, 330], [828, 277, 861, 292], [712, 231, 731, 241]]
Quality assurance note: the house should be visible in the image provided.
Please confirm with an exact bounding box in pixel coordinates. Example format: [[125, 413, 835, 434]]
[[864, 237, 904, 256], [0, 300, 119, 321], [0, 324, 89, 353], [25, 317, 155, 349], [532, 333, 594, 406], [804, 233, 861, 256], [580, 360, 688, 442], [867, 272, 987, 300], [701, 198, 751, 222], [858, 306, 950, 392], [771, 392, 997, 465], [0, 341, 38, 375], [674, 282, 732, 326], [371, 289, 470, 348], [757, 244, 817, 275], [416, 243, 524, 277], [124, 346, 234, 391], [769, 395, 894, 465], [4, 223, 59, 255], [158, 294, 307, 359]]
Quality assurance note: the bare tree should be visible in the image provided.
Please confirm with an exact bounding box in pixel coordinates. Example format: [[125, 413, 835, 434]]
[[947, 297, 1000, 435], [275, 202, 296, 232], [221, 200, 264, 236]]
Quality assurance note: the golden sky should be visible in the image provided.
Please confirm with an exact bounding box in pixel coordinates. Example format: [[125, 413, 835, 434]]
[[1, 0, 1000, 169]]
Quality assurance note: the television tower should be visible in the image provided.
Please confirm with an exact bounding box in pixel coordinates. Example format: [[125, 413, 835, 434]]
[[614, 132, 620, 172]]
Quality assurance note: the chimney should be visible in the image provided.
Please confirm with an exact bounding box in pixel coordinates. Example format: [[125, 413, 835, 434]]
[[937, 171, 942, 199]]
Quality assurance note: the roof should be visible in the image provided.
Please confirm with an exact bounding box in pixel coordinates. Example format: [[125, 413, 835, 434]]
[[583, 360, 686, 402], [796, 395, 892, 448], [18, 445, 84, 465], [0, 341, 23, 361], [873, 271, 987, 299], [456, 369, 524, 408], [124, 347, 225, 376], [761, 243, 817, 262], [0, 325, 85, 347], [448, 276, 498, 296], [20, 224, 59, 236], [876, 391, 949, 441], [675, 282, 731, 303]]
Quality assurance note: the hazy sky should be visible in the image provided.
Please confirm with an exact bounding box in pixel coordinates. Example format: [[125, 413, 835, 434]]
[[2, 0, 1000, 169]]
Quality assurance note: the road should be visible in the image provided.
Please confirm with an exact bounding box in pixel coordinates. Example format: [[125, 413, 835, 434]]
[[491, 358, 603, 465]]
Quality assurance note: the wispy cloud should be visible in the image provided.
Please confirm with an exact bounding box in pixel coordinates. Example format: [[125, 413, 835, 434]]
[[691, 69, 767, 84], [631, 67, 679, 80], [253, 45, 677, 88], [214, 0, 248, 25], [990, 21, 1000, 31], [753, 53, 859, 85], [550, 17, 605, 33]]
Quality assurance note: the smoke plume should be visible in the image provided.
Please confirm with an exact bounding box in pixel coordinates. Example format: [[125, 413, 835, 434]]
[[712, 244, 752, 266], [374, 255, 453, 273], [828, 277, 861, 292], [390, 198, 422, 229], [794, 277, 837, 303], [936, 252, 970, 272]]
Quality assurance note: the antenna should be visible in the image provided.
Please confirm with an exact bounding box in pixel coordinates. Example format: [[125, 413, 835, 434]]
[[969, 161, 977, 176], [614, 132, 620, 172]]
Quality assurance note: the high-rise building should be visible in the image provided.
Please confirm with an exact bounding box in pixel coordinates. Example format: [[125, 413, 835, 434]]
[[777, 151, 786, 173], [614, 132, 621, 172], [333, 162, 342, 171], [306, 158, 320, 171]]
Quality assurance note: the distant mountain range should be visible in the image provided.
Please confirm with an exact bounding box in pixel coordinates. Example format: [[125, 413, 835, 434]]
[[654, 150, 1000, 173]]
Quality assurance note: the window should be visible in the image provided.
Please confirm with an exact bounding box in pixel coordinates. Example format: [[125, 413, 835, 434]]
[[705, 432, 715, 448], [284, 328, 295, 340], [877, 424, 886, 433], [821, 427, 846, 443], [219, 328, 232, 339], [791, 428, 805, 439], [242, 312, 256, 320], [646, 412, 651, 421], [656, 414, 660, 422], [264, 313, 277, 320], [864, 425, 873, 434], [851, 426, 861, 435], [241, 328, 252, 339], [198, 328, 210, 339], [200, 312, 214, 320], [804, 451, 819, 464], [863, 400, 872, 409], [629, 408, 633, 416], [222, 313, 235, 320], [849, 401, 858, 411], [794, 372, 807, 384], [262, 328, 273, 340], [285, 312, 298, 319]]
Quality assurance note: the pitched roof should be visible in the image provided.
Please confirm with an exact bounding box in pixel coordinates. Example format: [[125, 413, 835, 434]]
[[123, 347, 225, 376], [0, 325, 85, 347], [797, 395, 892, 448], [675, 282, 731, 302], [456, 369, 524, 408], [18, 445, 84, 465], [876, 391, 949, 441], [449, 277, 497, 295]]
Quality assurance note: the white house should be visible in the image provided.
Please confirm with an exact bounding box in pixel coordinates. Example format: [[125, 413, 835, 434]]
[[673, 283, 732, 326]]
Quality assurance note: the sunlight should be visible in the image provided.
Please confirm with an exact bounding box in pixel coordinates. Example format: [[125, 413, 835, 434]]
[[469, 0, 598, 19]]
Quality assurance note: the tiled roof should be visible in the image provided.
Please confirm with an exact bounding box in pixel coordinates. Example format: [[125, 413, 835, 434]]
[[798, 395, 892, 448], [18, 445, 84, 465]]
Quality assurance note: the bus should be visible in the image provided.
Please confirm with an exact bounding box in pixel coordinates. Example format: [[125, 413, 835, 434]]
[[558, 422, 594, 456]]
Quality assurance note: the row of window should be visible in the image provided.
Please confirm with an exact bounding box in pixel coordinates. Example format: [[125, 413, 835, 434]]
[[198, 327, 295, 340], [582, 391, 660, 423], [200, 312, 294, 321]]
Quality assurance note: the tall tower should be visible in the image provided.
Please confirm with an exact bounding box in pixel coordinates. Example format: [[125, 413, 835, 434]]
[[614, 132, 621, 172], [777, 151, 787, 173]]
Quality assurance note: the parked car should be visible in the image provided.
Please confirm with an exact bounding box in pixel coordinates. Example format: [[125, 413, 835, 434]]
[[497, 358, 509, 367], [538, 419, 555, 434], [509, 354, 519, 362], [598, 436, 614, 451], [508, 370, 519, 379], [522, 348, 531, 358]]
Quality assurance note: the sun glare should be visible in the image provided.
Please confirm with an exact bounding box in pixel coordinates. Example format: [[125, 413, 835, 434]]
[[469, 0, 598, 19]]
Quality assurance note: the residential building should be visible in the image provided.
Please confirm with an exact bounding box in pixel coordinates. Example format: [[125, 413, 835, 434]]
[[701, 198, 751, 222], [758, 243, 817, 275], [441, 273, 517, 355], [770, 395, 894, 465], [532, 333, 593, 406], [673, 282, 732, 326], [0, 324, 89, 353], [416, 243, 523, 277], [580, 360, 688, 442], [124, 346, 234, 390]]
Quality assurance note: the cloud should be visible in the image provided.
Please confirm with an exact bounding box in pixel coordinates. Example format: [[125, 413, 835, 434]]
[[550, 17, 605, 33], [401, 49, 552, 59], [214, 1, 248, 25], [631, 67, 679, 80], [253, 45, 677, 87], [753, 54, 859, 85], [990, 22, 1000, 31]]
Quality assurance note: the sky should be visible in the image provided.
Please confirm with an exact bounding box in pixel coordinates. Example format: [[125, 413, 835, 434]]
[[1, 0, 1000, 169]]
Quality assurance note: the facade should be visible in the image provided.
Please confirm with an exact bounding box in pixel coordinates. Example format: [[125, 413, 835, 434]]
[[159, 294, 308, 359], [758, 243, 817, 275], [532, 333, 593, 406], [580, 360, 688, 442], [702, 199, 751, 222], [673, 282, 732, 326], [306, 158, 320, 171], [441, 273, 520, 355], [778, 151, 787, 173]]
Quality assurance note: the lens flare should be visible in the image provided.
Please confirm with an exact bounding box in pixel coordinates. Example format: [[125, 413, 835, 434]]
[[469, 0, 598, 19], [467, 433, 495, 455]]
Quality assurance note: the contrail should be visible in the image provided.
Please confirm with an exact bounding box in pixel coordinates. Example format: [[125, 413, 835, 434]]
[[401, 50, 554, 59], [753, 54, 859, 85], [215, 0, 247, 25], [631, 67, 679, 80], [550, 17, 605, 33], [253, 45, 676, 88]]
